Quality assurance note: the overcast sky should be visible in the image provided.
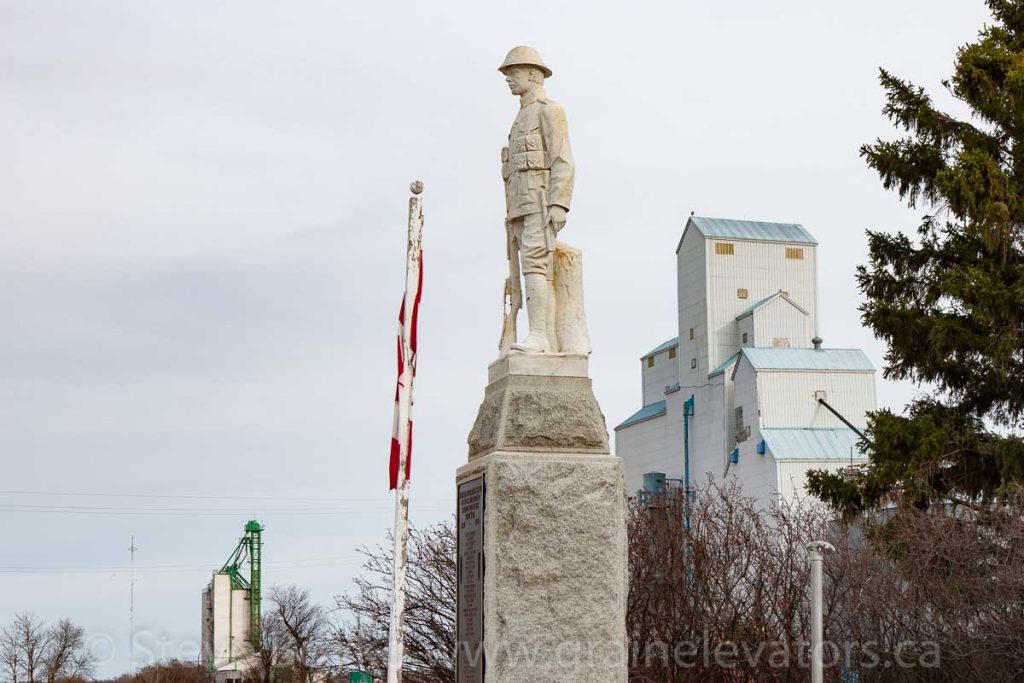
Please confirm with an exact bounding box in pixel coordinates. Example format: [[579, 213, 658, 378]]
[[0, 0, 991, 677]]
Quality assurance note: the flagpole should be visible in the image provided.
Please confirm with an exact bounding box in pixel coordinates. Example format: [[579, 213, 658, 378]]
[[387, 180, 424, 683]]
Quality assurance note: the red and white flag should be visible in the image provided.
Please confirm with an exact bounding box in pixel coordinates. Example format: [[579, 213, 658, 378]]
[[387, 182, 424, 683], [389, 246, 423, 490]]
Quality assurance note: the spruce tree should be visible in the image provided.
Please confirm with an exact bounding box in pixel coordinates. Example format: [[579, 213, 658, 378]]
[[807, 0, 1024, 517]]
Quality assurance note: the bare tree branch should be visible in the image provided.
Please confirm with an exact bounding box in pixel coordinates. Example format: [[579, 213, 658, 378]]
[[267, 585, 328, 683]]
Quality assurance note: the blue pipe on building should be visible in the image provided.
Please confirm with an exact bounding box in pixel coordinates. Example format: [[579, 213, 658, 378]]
[[683, 394, 696, 586], [683, 394, 695, 525]]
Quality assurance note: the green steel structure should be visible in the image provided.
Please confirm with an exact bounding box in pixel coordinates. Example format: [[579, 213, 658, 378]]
[[246, 520, 263, 651], [218, 520, 264, 651]]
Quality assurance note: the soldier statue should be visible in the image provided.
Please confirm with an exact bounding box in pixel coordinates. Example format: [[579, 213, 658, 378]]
[[498, 46, 575, 355]]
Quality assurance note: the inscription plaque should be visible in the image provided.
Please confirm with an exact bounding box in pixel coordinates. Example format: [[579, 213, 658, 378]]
[[456, 476, 485, 683]]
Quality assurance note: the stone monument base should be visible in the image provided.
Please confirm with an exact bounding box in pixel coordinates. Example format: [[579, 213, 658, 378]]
[[468, 353, 608, 460], [456, 451, 628, 682], [457, 360, 628, 682]]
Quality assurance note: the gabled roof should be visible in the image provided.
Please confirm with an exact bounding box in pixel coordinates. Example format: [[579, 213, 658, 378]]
[[709, 352, 740, 378], [739, 347, 875, 372], [676, 216, 818, 253], [760, 428, 866, 461], [642, 336, 679, 360], [736, 290, 809, 320], [614, 400, 667, 431]]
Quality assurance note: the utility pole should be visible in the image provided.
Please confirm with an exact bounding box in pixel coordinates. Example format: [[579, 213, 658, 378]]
[[129, 536, 137, 677], [806, 540, 834, 683]]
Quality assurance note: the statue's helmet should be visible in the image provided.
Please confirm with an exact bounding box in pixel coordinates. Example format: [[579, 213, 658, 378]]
[[498, 46, 552, 78]]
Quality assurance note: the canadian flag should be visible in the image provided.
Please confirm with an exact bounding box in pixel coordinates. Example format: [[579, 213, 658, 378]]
[[389, 251, 423, 490]]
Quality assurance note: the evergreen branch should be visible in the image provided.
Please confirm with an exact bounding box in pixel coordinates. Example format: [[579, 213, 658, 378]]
[[877, 69, 992, 150]]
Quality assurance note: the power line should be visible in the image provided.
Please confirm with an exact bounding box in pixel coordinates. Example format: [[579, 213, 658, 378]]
[[0, 503, 448, 512], [0, 556, 368, 574], [0, 563, 364, 575], [0, 489, 452, 503], [0, 504, 451, 517], [0, 555, 366, 570], [0, 562, 365, 575]]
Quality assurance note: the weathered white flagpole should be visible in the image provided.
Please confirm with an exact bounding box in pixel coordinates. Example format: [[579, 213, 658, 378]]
[[387, 180, 424, 683]]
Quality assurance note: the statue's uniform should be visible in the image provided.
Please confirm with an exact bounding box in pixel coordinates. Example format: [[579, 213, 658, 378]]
[[502, 87, 575, 279]]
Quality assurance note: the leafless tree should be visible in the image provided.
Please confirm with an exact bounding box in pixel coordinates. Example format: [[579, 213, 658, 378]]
[[41, 620, 92, 683], [267, 585, 327, 683], [328, 617, 379, 682], [0, 615, 94, 683], [627, 479, 831, 682], [629, 481, 1024, 682], [245, 611, 289, 683], [331, 483, 1024, 681], [2, 614, 51, 683], [825, 502, 1024, 681], [332, 523, 455, 683], [1, 623, 24, 683]]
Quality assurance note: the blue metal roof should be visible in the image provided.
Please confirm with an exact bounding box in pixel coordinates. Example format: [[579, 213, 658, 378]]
[[741, 348, 875, 372], [614, 400, 666, 430], [735, 290, 809, 320], [642, 336, 679, 360], [760, 428, 866, 461], [708, 352, 740, 378], [688, 216, 818, 245]]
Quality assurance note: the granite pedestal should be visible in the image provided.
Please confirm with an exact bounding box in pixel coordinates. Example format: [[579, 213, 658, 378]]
[[456, 354, 628, 682]]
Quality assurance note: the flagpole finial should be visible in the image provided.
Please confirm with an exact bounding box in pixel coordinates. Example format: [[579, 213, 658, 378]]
[[410, 180, 424, 195]]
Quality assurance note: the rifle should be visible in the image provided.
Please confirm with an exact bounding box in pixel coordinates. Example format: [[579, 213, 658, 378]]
[[499, 232, 522, 353]]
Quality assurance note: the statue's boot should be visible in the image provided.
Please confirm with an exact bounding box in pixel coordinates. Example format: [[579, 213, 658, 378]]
[[511, 273, 550, 353]]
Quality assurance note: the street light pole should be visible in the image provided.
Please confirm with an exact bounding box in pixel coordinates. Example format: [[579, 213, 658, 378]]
[[806, 540, 835, 683]]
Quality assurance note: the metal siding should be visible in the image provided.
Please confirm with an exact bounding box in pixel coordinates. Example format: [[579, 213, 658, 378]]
[[617, 412, 669, 494], [663, 389, 686, 492], [709, 352, 739, 377], [617, 391, 686, 495], [733, 435, 779, 509], [642, 350, 680, 406], [705, 376, 727, 474], [688, 383, 717, 484], [777, 460, 852, 504], [729, 357, 758, 471], [705, 239, 817, 375], [738, 315, 755, 348], [751, 297, 812, 349], [730, 361, 778, 507], [736, 291, 782, 318], [723, 373, 735, 463], [623, 216, 875, 512], [758, 371, 875, 429], [813, 246, 820, 338], [677, 228, 707, 389]]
